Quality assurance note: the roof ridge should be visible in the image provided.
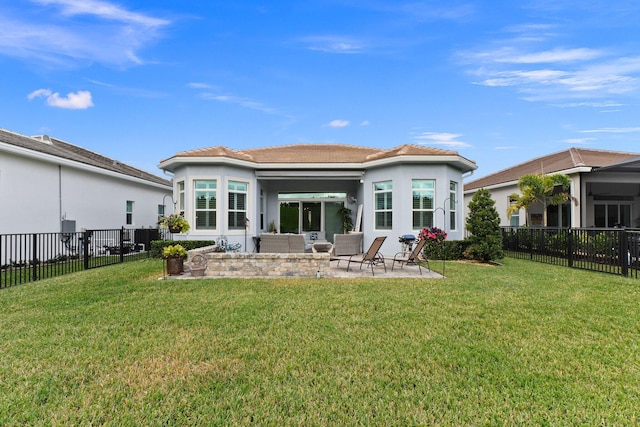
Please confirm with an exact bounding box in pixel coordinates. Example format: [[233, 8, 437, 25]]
[[569, 147, 585, 167], [241, 142, 378, 152]]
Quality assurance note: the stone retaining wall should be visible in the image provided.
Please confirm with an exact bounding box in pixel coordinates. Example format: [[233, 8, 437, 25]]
[[195, 252, 332, 278]]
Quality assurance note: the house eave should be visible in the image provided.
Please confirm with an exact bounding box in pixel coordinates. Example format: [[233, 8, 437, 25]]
[[256, 170, 365, 180], [464, 166, 593, 194], [159, 154, 478, 173]]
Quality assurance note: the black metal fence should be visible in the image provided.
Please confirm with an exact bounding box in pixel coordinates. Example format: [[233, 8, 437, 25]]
[[1, 228, 160, 288], [501, 227, 640, 278]]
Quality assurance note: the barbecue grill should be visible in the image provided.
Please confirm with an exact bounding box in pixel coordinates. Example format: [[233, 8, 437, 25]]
[[398, 234, 417, 256]]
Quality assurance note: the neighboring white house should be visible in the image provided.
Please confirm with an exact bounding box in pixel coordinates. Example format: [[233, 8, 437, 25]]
[[0, 128, 172, 235], [158, 143, 477, 256], [463, 148, 640, 228]]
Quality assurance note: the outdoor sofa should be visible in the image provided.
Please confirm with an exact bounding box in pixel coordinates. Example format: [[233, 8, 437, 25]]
[[259, 233, 306, 253]]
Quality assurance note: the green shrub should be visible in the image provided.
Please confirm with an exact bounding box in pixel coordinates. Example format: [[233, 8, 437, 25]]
[[423, 239, 469, 260], [465, 188, 504, 262], [150, 240, 216, 258]]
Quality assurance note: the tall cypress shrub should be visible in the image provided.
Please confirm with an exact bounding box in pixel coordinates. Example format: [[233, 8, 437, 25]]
[[465, 188, 504, 262]]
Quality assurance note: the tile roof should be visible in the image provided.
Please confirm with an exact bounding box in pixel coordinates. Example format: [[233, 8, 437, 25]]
[[0, 128, 170, 186], [464, 147, 640, 191], [167, 143, 471, 165]]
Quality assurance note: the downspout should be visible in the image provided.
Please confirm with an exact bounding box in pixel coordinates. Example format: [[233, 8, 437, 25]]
[[59, 165, 63, 232]]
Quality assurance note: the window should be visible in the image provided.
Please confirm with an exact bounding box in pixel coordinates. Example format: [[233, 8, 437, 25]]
[[374, 181, 392, 230], [412, 180, 435, 229], [194, 180, 217, 230], [449, 181, 458, 231], [509, 197, 520, 227], [260, 189, 264, 230], [276, 193, 347, 242], [177, 181, 185, 215], [594, 203, 631, 227], [228, 181, 248, 230], [126, 200, 134, 225]]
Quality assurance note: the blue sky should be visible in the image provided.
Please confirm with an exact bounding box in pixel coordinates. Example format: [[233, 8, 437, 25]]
[[2, 1, 640, 180]]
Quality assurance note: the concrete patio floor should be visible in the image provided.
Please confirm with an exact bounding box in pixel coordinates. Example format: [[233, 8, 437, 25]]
[[327, 259, 442, 278], [167, 259, 443, 279]]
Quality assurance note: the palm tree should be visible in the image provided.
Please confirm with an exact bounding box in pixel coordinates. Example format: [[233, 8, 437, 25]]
[[507, 173, 578, 227]]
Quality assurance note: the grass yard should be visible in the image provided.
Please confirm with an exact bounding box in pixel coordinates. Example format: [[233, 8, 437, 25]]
[[1, 258, 639, 425]]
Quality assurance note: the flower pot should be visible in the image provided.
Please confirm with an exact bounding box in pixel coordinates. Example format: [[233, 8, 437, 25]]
[[166, 257, 184, 275], [190, 267, 206, 277], [169, 226, 182, 233], [189, 253, 207, 277]]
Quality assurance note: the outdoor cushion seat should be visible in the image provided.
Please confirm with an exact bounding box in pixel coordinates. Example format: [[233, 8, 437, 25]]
[[391, 238, 429, 275], [332, 233, 363, 256], [331, 236, 387, 276], [259, 233, 306, 253]]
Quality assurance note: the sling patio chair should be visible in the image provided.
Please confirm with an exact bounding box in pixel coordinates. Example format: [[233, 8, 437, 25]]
[[391, 237, 429, 275], [331, 236, 387, 276]]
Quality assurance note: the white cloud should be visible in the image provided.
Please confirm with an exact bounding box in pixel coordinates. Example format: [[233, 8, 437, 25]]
[[34, 0, 169, 27], [0, 0, 169, 68], [326, 119, 350, 128], [580, 127, 640, 133], [301, 36, 365, 54], [187, 82, 215, 90], [360, 120, 370, 126], [413, 132, 471, 148], [491, 47, 604, 64], [27, 89, 94, 109], [460, 21, 640, 105], [562, 138, 595, 144], [199, 92, 278, 115]]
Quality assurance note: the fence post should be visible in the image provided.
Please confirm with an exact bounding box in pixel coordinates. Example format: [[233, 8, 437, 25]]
[[620, 230, 628, 277], [120, 227, 125, 263], [567, 229, 573, 268], [83, 230, 90, 270], [32, 234, 38, 282]]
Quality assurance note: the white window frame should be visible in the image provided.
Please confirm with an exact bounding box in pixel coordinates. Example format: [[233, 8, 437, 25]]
[[509, 196, 520, 227], [373, 181, 393, 230], [125, 200, 134, 225], [228, 180, 249, 232], [449, 181, 458, 231], [412, 179, 435, 230], [193, 179, 218, 232], [177, 180, 185, 215]]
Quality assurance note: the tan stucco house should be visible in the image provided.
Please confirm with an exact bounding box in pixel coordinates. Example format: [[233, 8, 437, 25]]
[[464, 148, 640, 228]]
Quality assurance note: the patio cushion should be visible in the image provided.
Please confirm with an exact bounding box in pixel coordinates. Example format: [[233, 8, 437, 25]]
[[259, 233, 307, 253], [332, 233, 363, 256]]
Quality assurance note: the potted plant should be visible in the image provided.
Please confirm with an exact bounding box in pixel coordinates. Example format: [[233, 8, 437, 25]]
[[163, 244, 188, 275], [337, 206, 353, 234], [159, 213, 190, 234]]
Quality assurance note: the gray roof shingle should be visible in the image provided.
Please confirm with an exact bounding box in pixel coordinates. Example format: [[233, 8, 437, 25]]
[[464, 147, 639, 191], [0, 128, 170, 186]]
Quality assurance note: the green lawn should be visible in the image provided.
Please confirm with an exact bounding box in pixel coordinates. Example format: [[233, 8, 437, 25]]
[[1, 258, 639, 426]]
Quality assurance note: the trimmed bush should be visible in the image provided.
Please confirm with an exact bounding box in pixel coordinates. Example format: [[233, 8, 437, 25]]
[[150, 240, 216, 258]]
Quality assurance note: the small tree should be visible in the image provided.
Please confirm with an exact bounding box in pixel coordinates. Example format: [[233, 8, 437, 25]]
[[507, 173, 577, 226], [465, 188, 504, 262]]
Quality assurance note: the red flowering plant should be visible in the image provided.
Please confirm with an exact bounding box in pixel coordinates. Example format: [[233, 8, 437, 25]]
[[419, 226, 448, 260], [418, 226, 447, 242]]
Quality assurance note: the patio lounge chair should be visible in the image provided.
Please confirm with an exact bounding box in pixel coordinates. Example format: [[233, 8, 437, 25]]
[[331, 236, 387, 276], [391, 238, 429, 275]]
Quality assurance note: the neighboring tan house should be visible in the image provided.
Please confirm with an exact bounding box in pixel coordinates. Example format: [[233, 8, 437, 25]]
[[158, 143, 477, 256], [0, 128, 172, 235], [464, 148, 640, 228]]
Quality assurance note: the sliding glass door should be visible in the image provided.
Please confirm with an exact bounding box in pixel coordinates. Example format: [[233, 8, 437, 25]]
[[278, 193, 347, 242]]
